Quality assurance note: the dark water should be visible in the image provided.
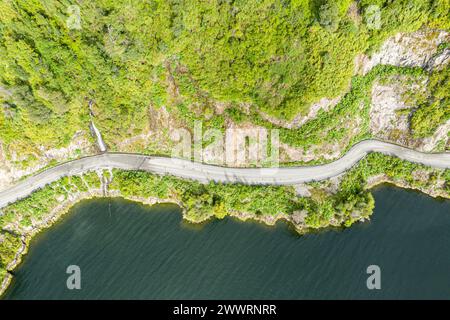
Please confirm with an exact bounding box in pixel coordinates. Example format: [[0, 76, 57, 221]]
[[3, 186, 450, 299]]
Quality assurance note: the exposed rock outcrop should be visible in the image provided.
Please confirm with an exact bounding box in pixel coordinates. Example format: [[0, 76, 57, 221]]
[[370, 79, 449, 152], [360, 29, 449, 74]]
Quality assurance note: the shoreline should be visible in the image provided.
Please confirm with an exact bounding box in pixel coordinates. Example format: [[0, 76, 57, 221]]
[[1, 177, 448, 298]]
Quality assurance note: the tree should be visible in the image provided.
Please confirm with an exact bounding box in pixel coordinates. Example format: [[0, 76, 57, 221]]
[[319, 1, 340, 32]]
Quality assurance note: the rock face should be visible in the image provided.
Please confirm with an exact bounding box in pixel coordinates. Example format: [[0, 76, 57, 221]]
[[426, 48, 450, 71], [361, 30, 449, 74], [370, 81, 415, 137], [370, 79, 449, 152], [363, 29, 450, 152]]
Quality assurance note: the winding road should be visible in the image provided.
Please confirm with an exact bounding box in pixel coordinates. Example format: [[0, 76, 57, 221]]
[[0, 139, 449, 209]]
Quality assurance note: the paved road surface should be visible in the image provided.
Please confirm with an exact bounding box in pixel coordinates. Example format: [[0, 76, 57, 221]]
[[0, 140, 448, 208]]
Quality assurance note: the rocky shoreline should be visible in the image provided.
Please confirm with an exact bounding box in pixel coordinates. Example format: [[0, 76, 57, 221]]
[[1, 173, 448, 298]]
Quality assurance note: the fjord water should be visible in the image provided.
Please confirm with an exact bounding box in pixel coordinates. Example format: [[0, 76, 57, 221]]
[[4, 186, 450, 299]]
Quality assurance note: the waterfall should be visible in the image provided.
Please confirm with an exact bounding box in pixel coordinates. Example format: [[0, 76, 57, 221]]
[[89, 121, 107, 152]]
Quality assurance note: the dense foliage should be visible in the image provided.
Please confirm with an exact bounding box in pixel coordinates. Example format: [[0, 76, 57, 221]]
[[410, 66, 450, 138], [1, 0, 448, 161]]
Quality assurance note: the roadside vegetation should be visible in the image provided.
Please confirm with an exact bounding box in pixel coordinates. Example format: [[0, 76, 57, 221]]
[[2, 153, 448, 261], [0, 149, 448, 291]]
